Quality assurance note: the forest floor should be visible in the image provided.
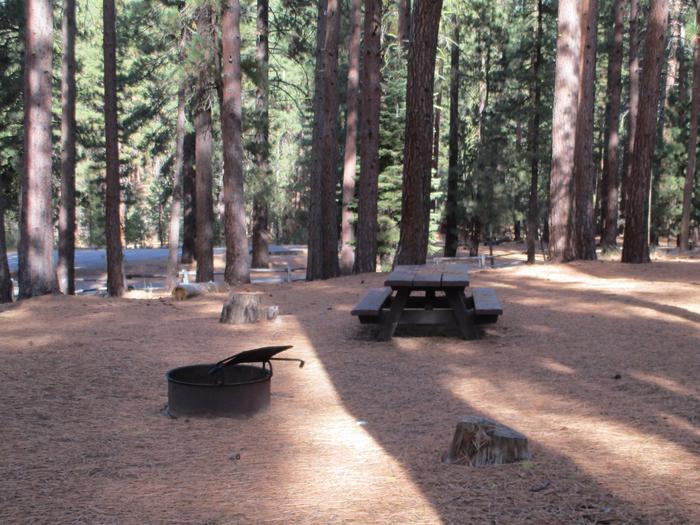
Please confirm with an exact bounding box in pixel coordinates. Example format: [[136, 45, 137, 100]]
[[1, 245, 699, 524]]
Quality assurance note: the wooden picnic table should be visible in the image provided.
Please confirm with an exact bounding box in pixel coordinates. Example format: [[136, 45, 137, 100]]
[[379, 263, 473, 340], [351, 263, 503, 341]]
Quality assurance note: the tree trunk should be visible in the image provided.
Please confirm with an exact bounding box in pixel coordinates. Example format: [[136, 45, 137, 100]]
[[621, 0, 640, 220], [181, 132, 196, 264], [57, 0, 76, 295], [320, 0, 341, 279], [195, 7, 215, 282], [252, 0, 271, 269], [103, 0, 125, 297], [339, 0, 362, 274], [548, 0, 581, 262], [397, 0, 410, 50], [221, 0, 250, 285], [444, 21, 460, 258], [354, 0, 382, 274], [394, 0, 444, 265], [622, 0, 669, 263], [663, 0, 684, 131], [19, 0, 54, 299], [172, 281, 225, 301], [601, 0, 624, 250], [526, 0, 543, 264], [0, 189, 13, 303], [165, 62, 187, 291], [680, 0, 700, 251], [307, 0, 327, 280], [572, 0, 599, 261], [308, 0, 341, 280]]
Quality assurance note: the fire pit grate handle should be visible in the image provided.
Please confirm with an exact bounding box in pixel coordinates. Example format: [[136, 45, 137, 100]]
[[207, 345, 295, 377]]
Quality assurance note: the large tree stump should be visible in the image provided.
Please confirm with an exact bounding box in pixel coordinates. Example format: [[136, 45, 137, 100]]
[[172, 282, 223, 301], [220, 292, 278, 324], [443, 416, 531, 466]]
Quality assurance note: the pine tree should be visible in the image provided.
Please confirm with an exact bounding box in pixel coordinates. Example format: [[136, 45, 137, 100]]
[[355, 0, 382, 274], [548, 0, 580, 262], [339, 0, 361, 274], [194, 5, 214, 282], [622, 0, 669, 263], [221, 0, 250, 285], [395, 0, 444, 265], [58, 0, 77, 295]]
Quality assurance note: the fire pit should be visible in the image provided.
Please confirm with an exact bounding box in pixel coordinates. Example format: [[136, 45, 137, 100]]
[[166, 345, 303, 418]]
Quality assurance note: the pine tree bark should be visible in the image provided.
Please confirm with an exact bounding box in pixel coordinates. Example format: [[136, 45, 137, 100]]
[[601, 0, 624, 250], [444, 21, 460, 258], [622, 0, 669, 263], [548, 0, 581, 262], [19, 0, 54, 298], [339, 0, 362, 274], [221, 0, 250, 285], [572, 0, 599, 260], [354, 0, 382, 274], [680, 0, 700, 251], [397, 0, 410, 50], [194, 8, 215, 282], [0, 187, 12, 302], [307, 0, 341, 279], [526, 0, 543, 264], [103, 0, 125, 296], [165, 76, 187, 291], [307, 0, 327, 280], [394, 0, 443, 265], [181, 132, 197, 264], [252, 0, 271, 269], [621, 0, 640, 220], [57, 0, 76, 295]]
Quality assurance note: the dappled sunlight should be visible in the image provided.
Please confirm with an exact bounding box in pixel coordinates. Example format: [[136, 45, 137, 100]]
[[250, 315, 443, 522], [658, 412, 700, 439], [630, 370, 699, 400], [536, 356, 576, 375], [444, 375, 700, 512]]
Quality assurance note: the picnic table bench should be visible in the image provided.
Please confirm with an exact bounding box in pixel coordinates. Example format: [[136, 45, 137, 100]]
[[351, 264, 502, 340]]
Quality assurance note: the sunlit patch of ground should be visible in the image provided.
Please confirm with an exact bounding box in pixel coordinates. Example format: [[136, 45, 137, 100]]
[[1, 258, 699, 524]]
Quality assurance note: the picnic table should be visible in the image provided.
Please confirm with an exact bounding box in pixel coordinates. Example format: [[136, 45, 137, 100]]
[[351, 263, 502, 341]]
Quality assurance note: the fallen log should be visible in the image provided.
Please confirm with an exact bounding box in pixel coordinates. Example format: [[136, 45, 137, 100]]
[[172, 282, 224, 301], [443, 416, 531, 466], [220, 291, 278, 324]]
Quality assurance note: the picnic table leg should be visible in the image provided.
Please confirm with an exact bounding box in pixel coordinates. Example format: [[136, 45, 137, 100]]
[[377, 288, 410, 341], [446, 289, 477, 340], [425, 290, 435, 310]]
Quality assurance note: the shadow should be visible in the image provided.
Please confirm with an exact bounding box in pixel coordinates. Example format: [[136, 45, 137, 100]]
[[285, 267, 700, 523], [1, 262, 699, 523]]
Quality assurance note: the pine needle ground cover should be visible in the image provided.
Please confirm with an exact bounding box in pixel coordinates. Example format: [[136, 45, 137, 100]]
[[1, 255, 698, 524]]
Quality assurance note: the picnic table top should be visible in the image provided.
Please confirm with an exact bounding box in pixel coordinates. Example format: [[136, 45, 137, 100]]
[[384, 263, 470, 288]]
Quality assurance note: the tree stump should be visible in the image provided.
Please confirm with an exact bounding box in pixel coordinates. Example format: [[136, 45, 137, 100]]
[[220, 292, 279, 324], [172, 282, 223, 301], [443, 416, 531, 466]]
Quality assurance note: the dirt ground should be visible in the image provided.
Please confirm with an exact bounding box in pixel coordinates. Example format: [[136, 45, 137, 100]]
[[1, 248, 699, 524]]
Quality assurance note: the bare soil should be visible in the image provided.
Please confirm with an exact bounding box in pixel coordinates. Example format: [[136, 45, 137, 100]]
[[1, 250, 699, 524]]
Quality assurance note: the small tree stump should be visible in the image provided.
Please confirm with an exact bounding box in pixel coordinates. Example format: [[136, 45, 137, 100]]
[[443, 416, 531, 466], [172, 282, 223, 301], [220, 292, 266, 324]]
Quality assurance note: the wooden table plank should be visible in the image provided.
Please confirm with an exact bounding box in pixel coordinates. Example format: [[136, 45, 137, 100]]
[[441, 263, 470, 287], [384, 265, 419, 287], [413, 270, 442, 287]]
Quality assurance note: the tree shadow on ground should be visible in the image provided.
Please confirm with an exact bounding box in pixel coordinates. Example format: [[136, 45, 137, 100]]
[[288, 269, 700, 523]]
